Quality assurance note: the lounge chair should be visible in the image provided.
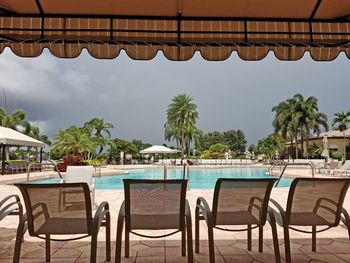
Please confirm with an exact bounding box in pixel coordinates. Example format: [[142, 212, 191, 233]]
[[269, 178, 350, 263], [195, 178, 280, 263], [0, 194, 23, 221], [115, 179, 193, 263], [13, 183, 111, 263], [330, 160, 350, 176], [64, 165, 96, 207]]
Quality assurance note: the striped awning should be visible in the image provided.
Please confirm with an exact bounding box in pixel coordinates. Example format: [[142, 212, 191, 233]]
[[0, 0, 350, 61]]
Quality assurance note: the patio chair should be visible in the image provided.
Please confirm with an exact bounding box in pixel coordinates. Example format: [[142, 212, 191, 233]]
[[115, 179, 193, 263], [195, 178, 280, 263], [13, 183, 111, 263], [269, 178, 350, 263], [64, 165, 96, 208], [0, 194, 23, 221], [330, 160, 350, 176]]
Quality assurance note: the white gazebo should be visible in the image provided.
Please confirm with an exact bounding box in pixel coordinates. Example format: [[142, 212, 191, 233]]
[[140, 145, 177, 154], [0, 127, 45, 174]]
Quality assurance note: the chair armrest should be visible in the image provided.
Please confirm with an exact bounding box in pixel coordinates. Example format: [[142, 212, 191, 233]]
[[0, 194, 23, 220], [117, 201, 125, 230], [93, 201, 110, 230], [340, 207, 350, 227], [196, 197, 212, 225], [269, 199, 287, 226], [185, 199, 191, 216], [185, 199, 192, 225], [314, 197, 338, 217], [269, 199, 286, 215], [0, 194, 20, 207]]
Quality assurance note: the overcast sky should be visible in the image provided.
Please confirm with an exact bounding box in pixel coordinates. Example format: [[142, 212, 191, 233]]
[[0, 48, 349, 146]]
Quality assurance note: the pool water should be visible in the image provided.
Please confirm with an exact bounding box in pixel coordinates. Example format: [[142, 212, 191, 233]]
[[29, 168, 292, 189]]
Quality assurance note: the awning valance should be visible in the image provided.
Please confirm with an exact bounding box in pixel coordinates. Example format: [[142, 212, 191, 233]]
[[1, 0, 350, 61]]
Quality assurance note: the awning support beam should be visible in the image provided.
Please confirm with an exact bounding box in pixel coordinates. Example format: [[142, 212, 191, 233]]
[[1, 13, 349, 23], [1, 38, 349, 48], [310, 0, 323, 19], [34, 0, 45, 39]]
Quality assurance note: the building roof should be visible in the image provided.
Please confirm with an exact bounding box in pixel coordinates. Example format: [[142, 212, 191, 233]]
[[315, 129, 350, 139], [0, 127, 45, 148]]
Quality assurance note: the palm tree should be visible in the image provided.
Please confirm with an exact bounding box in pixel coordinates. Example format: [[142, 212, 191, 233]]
[[0, 108, 27, 130], [51, 126, 96, 159], [27, 126, 51, 145], [165, 93, 199, 160], [164, 123, 180, 148], [272, 97, 301, 158], [332, 111, 350, 161], [295, 94, 328, 158], [84, 118, 114, 154], [184, 126, 200, 156]]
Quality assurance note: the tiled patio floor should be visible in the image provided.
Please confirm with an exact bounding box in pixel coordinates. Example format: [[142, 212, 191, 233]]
[[1, 171, 350, 262]]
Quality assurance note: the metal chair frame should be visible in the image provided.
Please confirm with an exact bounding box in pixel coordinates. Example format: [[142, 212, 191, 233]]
[[115, 179, 193, 263], [13, 183, 111, 263], [195, 178, 280, 263]]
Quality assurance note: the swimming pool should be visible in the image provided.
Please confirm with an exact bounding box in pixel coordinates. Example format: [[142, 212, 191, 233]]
[[29, 167, 292, 189]]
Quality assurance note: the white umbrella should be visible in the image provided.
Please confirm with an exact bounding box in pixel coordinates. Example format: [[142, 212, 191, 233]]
[[321, 133, 329, 160], [140, 145, 177, 154]]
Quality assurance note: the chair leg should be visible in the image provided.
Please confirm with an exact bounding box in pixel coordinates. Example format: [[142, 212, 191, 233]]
[[115, 218, 123, 263], [208, 225, 215, 263], [341, 208, 350, 241], [267, 211, 281, 263], [186, 209, 194, 263], [182, 227, 186, 256], [115, 203, 125, 263], [312, 226, 316, 252], [247, 224, 252, 251], [125, 227, 130, 258], [258, 225, 263, 252], [105, 213, 111, 262], [13, 217, 27, 263], [195, 206, 200, 253], [283, 226, 292, 263], [90, 234, 97, 263], [45, 234, 51, 262]]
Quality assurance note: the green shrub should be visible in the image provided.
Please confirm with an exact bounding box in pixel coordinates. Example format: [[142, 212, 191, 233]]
[[331, 151, 343, 160], [200, 150, 211, 159], [208, 143, 228, 159], [85, 159, 105, 166], [308, 144, 322, 159]]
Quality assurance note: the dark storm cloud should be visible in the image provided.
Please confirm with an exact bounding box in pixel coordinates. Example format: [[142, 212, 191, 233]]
[[0, 48, 349, 146]]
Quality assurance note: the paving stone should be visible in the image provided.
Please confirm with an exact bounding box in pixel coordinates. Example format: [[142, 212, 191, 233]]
[[307, 253, 348, 263], [222, 254, 253, 263]]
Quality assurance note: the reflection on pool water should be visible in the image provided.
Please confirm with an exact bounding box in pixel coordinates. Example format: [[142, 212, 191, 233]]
[[29, 168, 292, 189]]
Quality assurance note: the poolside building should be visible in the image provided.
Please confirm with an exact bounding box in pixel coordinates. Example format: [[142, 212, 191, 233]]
[[303, 129, 350, 160]]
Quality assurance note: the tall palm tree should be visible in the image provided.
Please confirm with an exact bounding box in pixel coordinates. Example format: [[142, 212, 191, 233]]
[[0, 108, 27, 130], [164, 123, 180, 148], [332, 111, 350, 161], [26, 125, 51, 145], [296, 94, 328, 158], [272, 97, 301, 158], [184, 126, 200, 156], [84, 118, 114, 154], [165, 93, 199, 160]]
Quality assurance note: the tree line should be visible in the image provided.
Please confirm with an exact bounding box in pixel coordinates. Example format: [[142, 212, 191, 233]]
[[2, 92, 349, 163], [252, 94, 350, 161]]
